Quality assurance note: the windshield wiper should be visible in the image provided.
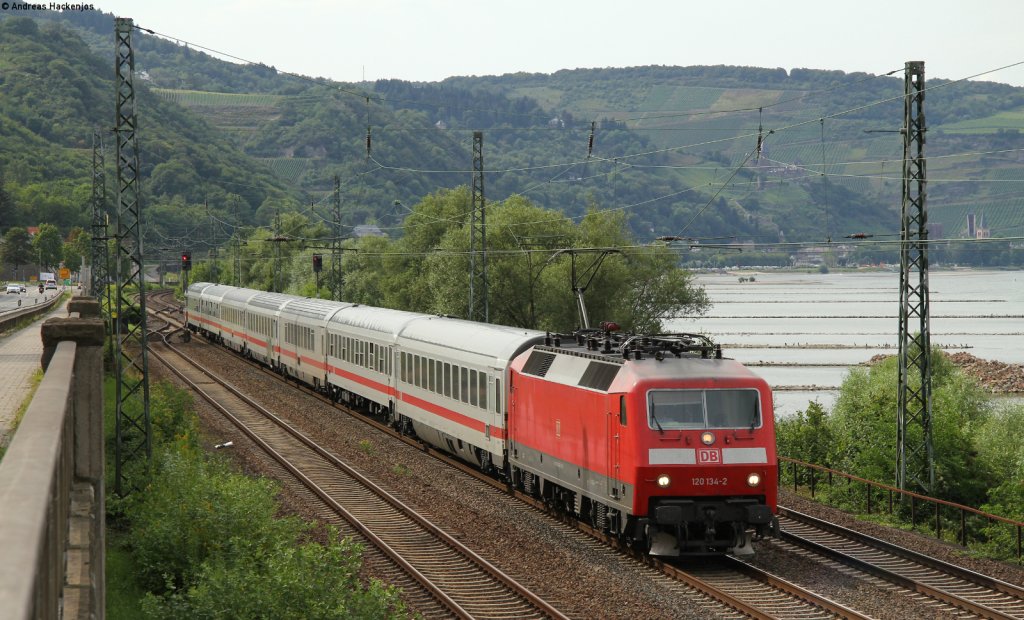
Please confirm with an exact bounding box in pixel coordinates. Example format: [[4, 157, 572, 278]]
[[650, 408, 665, 435]]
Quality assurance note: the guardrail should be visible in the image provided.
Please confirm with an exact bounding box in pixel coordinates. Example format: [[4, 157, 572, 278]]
[[0, 298, 105, 619], [0, 291, 65, 332], [780, 455, 1024, 562]]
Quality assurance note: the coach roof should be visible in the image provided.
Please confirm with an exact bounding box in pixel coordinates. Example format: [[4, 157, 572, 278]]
[[398, 315, 545, 362]]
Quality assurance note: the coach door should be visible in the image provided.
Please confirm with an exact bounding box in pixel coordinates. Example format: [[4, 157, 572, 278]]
[[606, 394, 623, 499]]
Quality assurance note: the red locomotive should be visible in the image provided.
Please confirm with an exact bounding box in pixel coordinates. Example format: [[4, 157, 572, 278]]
[[508, 328, 778, 556]]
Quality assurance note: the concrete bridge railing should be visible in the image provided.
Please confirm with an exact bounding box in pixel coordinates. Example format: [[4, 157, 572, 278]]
[[0, 297, 105, 620]]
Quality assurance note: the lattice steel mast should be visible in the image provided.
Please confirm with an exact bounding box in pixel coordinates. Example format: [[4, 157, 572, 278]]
[[468, 131, 488, 322], [896, 60, 933, 494], [114, 17, 151, 496], [330, 174, 342, 301], [90, 132, 112, 335]]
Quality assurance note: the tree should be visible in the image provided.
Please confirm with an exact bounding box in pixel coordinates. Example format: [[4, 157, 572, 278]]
[[343, 188, 709, 332], [826, 349, 995, 505], [2, 227, 34, 277], [0, 175, 14, 227], [33, 223, 64, 271], [63, 226, 88, 270]]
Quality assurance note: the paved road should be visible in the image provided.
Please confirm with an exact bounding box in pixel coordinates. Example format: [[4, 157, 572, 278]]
[[0, 288, 65, 315]]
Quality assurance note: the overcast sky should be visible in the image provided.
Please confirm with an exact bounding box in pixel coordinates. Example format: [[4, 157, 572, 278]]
[[89, 0, 1023, 88]]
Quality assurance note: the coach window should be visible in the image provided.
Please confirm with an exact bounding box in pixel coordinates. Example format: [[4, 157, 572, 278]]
[[619, 395, 627, 426], [494, 379, 501, 413], [428, 359, 436, 392], [461, 368, 471, 405], [443, 363, 451, 398], [478, 372, 487, 410], [452, 365, 460, 401]]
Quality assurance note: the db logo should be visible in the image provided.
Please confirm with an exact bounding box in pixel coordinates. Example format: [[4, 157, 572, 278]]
[[697, 448, 721, 464]]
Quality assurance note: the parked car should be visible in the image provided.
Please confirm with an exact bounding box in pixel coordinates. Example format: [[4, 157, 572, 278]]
[[6, 284, 21, 294]]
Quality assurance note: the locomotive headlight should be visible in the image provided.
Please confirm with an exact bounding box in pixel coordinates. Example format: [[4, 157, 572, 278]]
[[700, 431, 716, 446], [656, 474, 671, 488], [747, 472, 762, 487]]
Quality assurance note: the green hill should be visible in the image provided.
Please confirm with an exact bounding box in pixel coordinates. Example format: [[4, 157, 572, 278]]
[[0, 15, 294, 248], [2, 10, 1023, 267]]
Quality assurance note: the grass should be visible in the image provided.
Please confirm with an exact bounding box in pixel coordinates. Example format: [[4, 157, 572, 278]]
[[106, 530, 146, 618]]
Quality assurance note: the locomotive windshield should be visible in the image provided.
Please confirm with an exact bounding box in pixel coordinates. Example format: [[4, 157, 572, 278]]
[[648, 389, 761, 430]]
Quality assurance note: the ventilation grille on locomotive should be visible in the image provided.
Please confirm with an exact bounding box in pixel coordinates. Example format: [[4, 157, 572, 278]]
[[578, 361, 619, 391], [521, 351, 556, 377]]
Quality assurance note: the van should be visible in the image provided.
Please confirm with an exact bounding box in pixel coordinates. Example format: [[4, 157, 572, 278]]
[[45, 279, 57, 290]]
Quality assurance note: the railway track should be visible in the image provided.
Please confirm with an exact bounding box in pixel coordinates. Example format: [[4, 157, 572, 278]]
[[146, 318, 568, 620], [776, 507, 1024, 619], [679, 558, 862, 620], [144, 290, 876, 617]]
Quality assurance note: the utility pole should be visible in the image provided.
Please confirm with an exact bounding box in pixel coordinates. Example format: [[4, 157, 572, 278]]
[[206, 199, 219, 283], [113, 17, 151, 496], [273, 208, 281, 292], [234, 235, 243, 287], [468, 131, 488, 322], [896, 60, 933, 494], [331, 174, 342, 301]]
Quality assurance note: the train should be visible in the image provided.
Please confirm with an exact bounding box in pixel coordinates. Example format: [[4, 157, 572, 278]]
[[185, 282, 779, 556]]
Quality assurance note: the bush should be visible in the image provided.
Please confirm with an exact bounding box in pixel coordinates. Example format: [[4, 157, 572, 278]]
[[113, 380, 409, 617], [795, 348, 998, 503], [776, 400, 833, 466], [126, 449, 284, 593], [141, 528, 403, 619]]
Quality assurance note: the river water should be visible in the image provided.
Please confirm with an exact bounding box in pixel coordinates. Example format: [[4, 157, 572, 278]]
[[664, 269, 1024, 417]]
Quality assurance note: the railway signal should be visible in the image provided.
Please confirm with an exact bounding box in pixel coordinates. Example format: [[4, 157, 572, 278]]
[[181, 251, 192, 271]]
